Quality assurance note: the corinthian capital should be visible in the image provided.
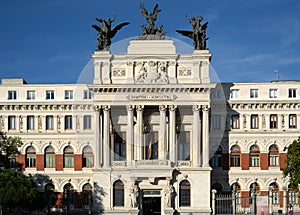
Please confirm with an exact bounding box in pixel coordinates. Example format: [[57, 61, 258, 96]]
[[159, 105, 166, 112], [193, 105, 200, 112]]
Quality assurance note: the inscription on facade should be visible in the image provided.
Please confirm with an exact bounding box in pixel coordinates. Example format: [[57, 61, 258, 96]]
[[129, 95, 176, 101]]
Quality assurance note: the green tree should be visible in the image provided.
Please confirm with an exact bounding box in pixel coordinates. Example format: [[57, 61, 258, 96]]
[[0, 131, 23, 169], [283, 137, 300, 191], [0, 170, 40, 213]]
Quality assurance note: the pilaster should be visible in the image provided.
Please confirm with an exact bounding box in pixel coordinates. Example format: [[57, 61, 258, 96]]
[[126, 105, 134, 165], [193, 105, 201, 166], [202, 105, 210, 167], [169, 105, 177, 165], [159, 105, 167, 160], [103, 105, 110, 168]]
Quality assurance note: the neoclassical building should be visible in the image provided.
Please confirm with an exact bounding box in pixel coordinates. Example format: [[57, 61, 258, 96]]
[[0, 39, 214, 215], [211, 81, 300, 214]]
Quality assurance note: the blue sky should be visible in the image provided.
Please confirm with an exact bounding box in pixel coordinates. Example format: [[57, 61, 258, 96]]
[[0, 0, 300, 84]]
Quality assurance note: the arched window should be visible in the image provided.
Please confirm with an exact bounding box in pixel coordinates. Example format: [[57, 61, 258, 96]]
[[269, 144, 279, 167], [250, 182, 260, 204], [63, 183, 74, 210], [63, 146, 74, 168], [211, 146, 222, 167], [45, 146, 55, 168], [26, 146, 36, 168], [45, 183, 56, 212], [82, 146, 93, 168], [82, 183, 93, 206], [249, 145, 260, 167], [113, 180, 124, 207], [179, 180, 191, 207], [230, 145, 241, 167], [231, 183, 241, 204], [212, 182, 222, 193], [270, 182, 279, 205]]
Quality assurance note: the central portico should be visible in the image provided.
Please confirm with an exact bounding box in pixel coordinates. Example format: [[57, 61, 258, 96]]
[[89, 39, 214, 214]]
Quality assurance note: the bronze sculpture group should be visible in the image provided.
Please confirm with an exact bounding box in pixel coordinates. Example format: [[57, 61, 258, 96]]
[[92, 15, 129, 51], [176, 16, 209, 50], [92, 4, 208, 51]]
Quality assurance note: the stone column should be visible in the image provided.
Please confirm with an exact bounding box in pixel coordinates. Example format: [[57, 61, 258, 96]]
[[169, 105, 177, 165], [126, 105, 134, 166], [202, 105, 210, 167], [136, 105, 144, 160], [103, 105, 110, 168], [159, 105, 166, 160], [94, 106, 101, 168], [193, 105, 201, 166], [283, 186, 287, 214], [16, 115, 20, 131]]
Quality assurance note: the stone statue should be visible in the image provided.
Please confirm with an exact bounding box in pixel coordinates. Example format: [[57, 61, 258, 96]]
[[92, 15, 129, 51], [164, 181, 174, 208], [176, 15, 209, 50], [138, 4, 165, 40], [129, 184, 139, 208]]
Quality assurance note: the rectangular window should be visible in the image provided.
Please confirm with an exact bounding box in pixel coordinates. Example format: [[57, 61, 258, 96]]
[[272, 192, 279, 205], [178, 131, 190, 161], [26, 154, 36, 168], [269, 89, 278, 98], [64, 155, 74, 168], [211, 155, 222, 167], [269, 154, 279, 166], [83, 154, 93, 168], [289, 114, 297, 128], [288, 192, 296, 204], [250, 89, 258, 98], [46, 116, 54, 130], [250, 154, 260, 167], [114, 132, 126, 161], [211, 89, 221, 99], [270, 114, 278, 129], [231, 115, 240, 129], [83, 115, 91, 129], [251, 115, 259, 129], [27, 116, 35, 130], [65, 115, 73, 130], [8, 116, 16, 130], [45, 154, 55, 168], [145, 132, 158, 160], [8, 90, 17, 100], [27, 90, 35, 100], [46, 90, 55, 100], [83, 90, 92, 99], [213, 115, 221, 129], [65, 90, 73, 100], [230, 89, 240, 99], [230, 155, 240, 167], [288, 88, 297, 98]]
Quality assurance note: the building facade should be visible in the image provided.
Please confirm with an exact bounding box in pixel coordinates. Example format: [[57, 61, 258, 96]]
[[0, 40, 215, 215], [211, 82, 300, 214], [1, 40, 300, 214]]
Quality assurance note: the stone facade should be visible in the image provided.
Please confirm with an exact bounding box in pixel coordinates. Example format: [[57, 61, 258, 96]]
[[211, 82, 300, 214], [0, 39, 214, 215]]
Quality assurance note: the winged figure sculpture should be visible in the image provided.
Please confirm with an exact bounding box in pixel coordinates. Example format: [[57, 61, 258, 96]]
[[176, 16, 209, 50], [92, 15, 129, 51]]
